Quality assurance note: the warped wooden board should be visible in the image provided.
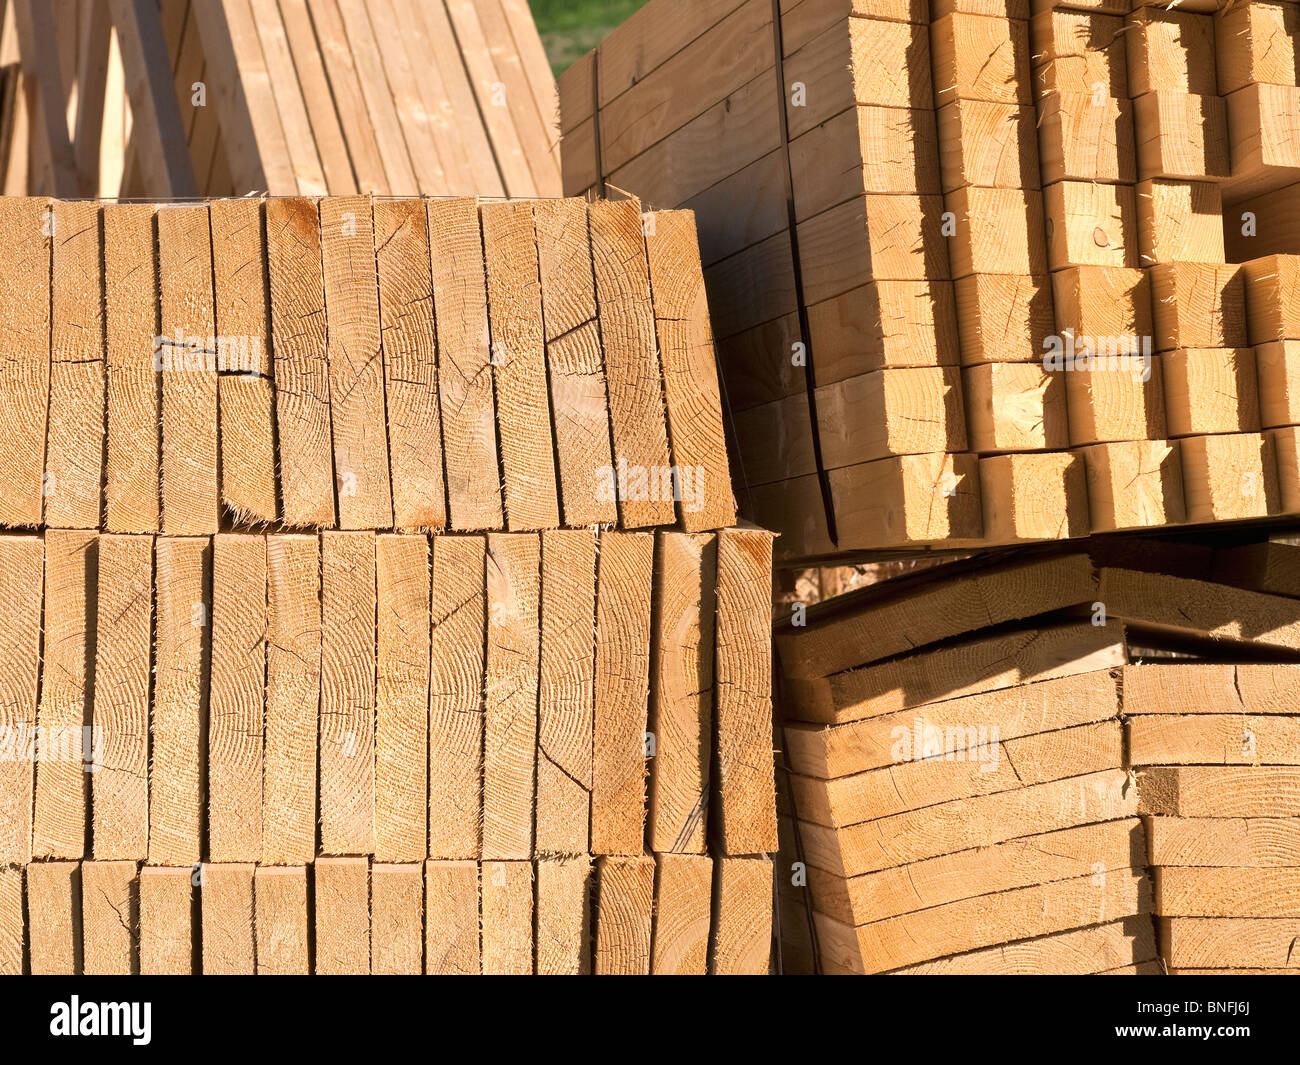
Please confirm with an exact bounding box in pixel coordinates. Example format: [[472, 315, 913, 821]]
[[798, 768, 1137, 878], [776, 553, 1097, 681], [784, 623, 1122, 725], [790, 721, 1124, 829], [807, 818, 1144, 926], [818, 868, 1149, 974], [891, 916, 1156, 975]]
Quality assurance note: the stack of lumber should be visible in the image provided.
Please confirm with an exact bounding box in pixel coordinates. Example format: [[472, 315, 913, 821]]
[[1, 0, 560, 199], [0, 194, 735, 536], [557, 0, 1300, 562], [772, 538, 1300, 973], [2, 527, 776, 975], [0, 191, 779, 974]]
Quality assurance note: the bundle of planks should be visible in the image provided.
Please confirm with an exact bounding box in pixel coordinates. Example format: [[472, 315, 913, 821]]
[[773, 537, 1300, 973], [0, 194, 735, 537], [2, 0, 560, 199], [1, 525, 777, 974], [557, 0, 1300, 562]]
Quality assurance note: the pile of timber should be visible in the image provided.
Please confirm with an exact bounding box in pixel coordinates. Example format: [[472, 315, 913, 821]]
[[0, 190, 778, 974], [0, 194, 734, 536], [2, 0, 560, 199], [1, 528, 776, 975], [773, 537, 1300, 974], [558, 0, 1300, 562]]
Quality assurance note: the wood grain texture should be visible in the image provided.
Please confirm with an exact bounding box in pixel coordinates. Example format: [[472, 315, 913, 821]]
[[373, 199, 446, 531], [263, 535, 320, 865], [592, 532, 655, 855], [81, 860, 137, 975], [265, 197, 335, 526], [536, 855, 591, 975], [0, 536, 43, 866], [150, 536, 210, 866], [92, 535, 152, 859], [208, 534, 266, 862], [715, 529, 777, 854], [534, 198, 617, 527], [157, 205, 219, 535], [254, 865, 309, 974], [319, 196, 393, 529], [594, 855, 654, 975], [589, 200, 675, 527], [33, 531, 95, 859], [649, 532, 716, 854], [482, 200, 560, 530], [201, 863, 256, 975], [537, 530, 597, 856], [103, 203, 160, 532], [375, 534, 430, 862], [425, 860, 480, 974], [210, 197, 278, 523], [47, 200, 105, 528], [139, 866, 194, 975], [314, 856, 370, 975], [0, 197, 50, 527], [320, 532, 376, 854], [429, 536, 486, 859], [428, 199, 502, 530], [481, 859, 533, 974], [484, 534, 540, 860]]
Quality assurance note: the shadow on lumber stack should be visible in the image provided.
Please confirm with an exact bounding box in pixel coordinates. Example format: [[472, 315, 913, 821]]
[[0, 194, 780, 975], [774, 536, 1300, 974], [557, 0, 1300, 564]]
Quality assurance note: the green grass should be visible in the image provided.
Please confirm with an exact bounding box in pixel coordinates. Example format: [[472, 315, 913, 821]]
[[529, 0, 649, 76]]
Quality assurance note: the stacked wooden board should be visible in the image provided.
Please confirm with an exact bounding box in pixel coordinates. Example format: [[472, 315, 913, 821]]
[[557, 0, 1300, 562], [773, 538, 1300, 973], [2, 0, 561, 199], [3, 527, 776, 974], [0, 194, 735, 536], [0, 187, 779, 974]]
